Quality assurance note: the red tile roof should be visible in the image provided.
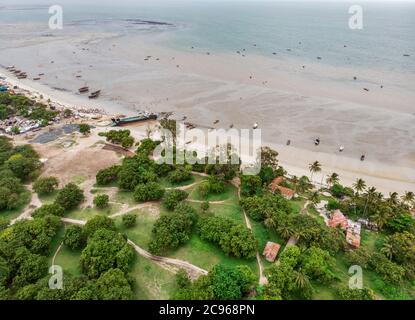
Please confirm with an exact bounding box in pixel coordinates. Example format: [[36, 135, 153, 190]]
[[346, 230, 361, 248], [263, 241, 281, 262], [270, 176, 284, 191], [276, 186, 295, 198], [328, 209, 348, 230]]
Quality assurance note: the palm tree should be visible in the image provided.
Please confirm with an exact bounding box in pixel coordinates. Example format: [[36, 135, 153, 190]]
[[381, 237, 393, 260], [264, 211, 277, 229], [326, 172, 339, 187], [294, 270, 309, 290], [291, 175, 299, 192], [387, 192, 399, 206], [309, 161, 322, 183], [309, 191, 320, 205], [353, 178, 366, 195], [402, 191, 415, 207], [372, 209, 389, 230], [297, 176, 311, 194], [278, 224, 294, 239], [363, 186, 377, 217]]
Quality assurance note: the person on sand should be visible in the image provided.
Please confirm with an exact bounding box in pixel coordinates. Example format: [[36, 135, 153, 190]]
[[286, 139, 291, 146], [314, 137, 320, 146], [339, 145, 344, 152], [361, 154, 366, 161]]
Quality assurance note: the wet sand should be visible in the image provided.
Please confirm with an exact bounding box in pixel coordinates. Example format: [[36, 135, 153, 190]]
[[1, 24, 414, 195]]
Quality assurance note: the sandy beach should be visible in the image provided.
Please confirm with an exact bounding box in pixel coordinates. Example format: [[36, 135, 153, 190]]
[[1, 22, 414, 195]]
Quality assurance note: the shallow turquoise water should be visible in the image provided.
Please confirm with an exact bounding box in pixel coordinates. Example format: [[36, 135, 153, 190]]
[[1, 1, 414, 73]]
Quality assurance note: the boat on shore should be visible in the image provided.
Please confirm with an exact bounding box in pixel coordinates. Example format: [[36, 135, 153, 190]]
[[78, 86, 89, 93], [111, 112, 157, 126], [88, 90, 101, 99]]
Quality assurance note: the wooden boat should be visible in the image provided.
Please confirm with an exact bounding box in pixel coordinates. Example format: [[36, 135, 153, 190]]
[[88, 90, 101, 99], [111, 114, 157, 126], [33, 77, 41, 81], [0, 86, 8, 92], [78, 86, 89, 93]]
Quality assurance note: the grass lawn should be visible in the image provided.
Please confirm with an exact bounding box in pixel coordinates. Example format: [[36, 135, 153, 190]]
[[114, 190, 137, 207], [289, 198, 305, 214], [209, 203, 245, 224], [115, 208, 159, 250], [159, 175, 198, 189], [0, 189, 31, 221], [188, 183, 237, 203], [170, 233, 258, 276], [48, 226, 82, 276], [38, 190, 58, 205], [130, 258, 177, 300], [66, 203, 122, 220]]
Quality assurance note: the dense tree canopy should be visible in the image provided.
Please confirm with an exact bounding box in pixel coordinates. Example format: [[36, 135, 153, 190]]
[[198, 216, 257, 259], [33, 176, 59, 195], [80, 229, 134, 278], [54, 183, 84, 210]]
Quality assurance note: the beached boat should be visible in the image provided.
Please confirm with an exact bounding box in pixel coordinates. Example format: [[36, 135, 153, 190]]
[[88, 90, 101, 99], [0, 86, 8, 92], [78, 86, 89, 93], [111, 113, 157, 126]]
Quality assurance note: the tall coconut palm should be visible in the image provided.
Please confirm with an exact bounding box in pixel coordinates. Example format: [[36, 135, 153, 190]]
[[278, 223, 294, 239], [297, 176, 311, 194], [309, 191, 320, 205], [353, 178, 366, 195], [402, 191, 415, 207], [363, 186, 377, 217], [372, 209, 389, 230], [381, 237, 393, 260], [326, 172, 339, 187], [387, 192, 399, 206], [291, 175, 299, 192], [294, 270, 310, 290], [309, 161, 322, 183]]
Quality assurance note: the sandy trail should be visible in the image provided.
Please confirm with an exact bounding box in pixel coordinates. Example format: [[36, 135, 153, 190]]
[[10, 184, 41, 225], [60, 216, 208, 279]]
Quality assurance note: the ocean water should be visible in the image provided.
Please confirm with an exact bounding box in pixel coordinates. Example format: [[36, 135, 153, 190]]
[[0, 0, 414, 75]]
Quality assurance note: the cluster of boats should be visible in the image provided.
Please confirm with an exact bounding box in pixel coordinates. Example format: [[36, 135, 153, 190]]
[[6, 66, 27, 79], [78, 86, 101, 99]]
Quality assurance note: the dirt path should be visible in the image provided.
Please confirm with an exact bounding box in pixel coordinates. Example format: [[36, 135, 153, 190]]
[[61, 217, 208, 280], [167, 181, 202, 191], [52, 242, 64, 266], [10, 184, 41, 225], [109, 202, 159, 218], [80, 179, 97, 208], [231, 177, 267, 285], [127, 240, 208, 280], [186, 199, 226, 205]]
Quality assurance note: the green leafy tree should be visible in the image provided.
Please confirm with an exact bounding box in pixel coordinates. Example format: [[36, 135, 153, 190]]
[[33, 176, 59, 195], [79, 123, 91, 135], [54, 183, 84, 210], [83, 215, 116, 238], [96, 268, 134, 300], [122, 213, 137, 228], [63, 225, 86, 250], [162, 189, 188, 211], [133, 182, 165, 202], [80, 229, 134, 278], [32, 203, 65, 218], [93, 194, 109, 209], [96, 165, 120, 186]]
